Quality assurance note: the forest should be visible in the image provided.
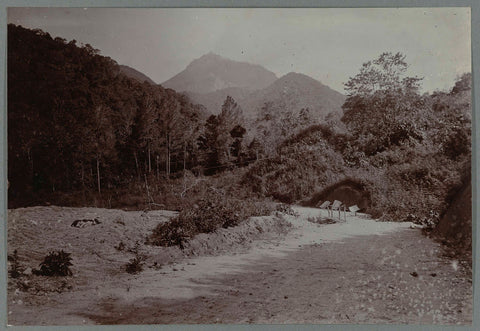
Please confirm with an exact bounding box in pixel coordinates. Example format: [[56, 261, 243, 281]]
[[8, 24, 471, 231]]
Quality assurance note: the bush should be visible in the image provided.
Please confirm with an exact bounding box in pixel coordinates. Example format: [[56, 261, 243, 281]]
[[147, 189, 273, 248], [8, 249, 22, 278], [124, 241, 147, 274], [125, 256, 145, 274], [275, 203, 299, 216], [34, 250, 73, 276]]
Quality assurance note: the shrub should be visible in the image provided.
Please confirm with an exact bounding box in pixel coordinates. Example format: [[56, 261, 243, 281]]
[[271, 191, 295, 204], [147, 189, 273, 248], [8, 249, 22, 278], [275, 203, 299, 216], [35, 250, 73, 276], [124, 241, 147, 274], [125, 256, 144, 274]]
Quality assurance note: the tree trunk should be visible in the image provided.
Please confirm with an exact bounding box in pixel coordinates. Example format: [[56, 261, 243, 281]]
[[96, 157, 101, 194], [134, 151, 140, 180], [183, 142, 186, 172], [148, 144, 151, 173], [166, 133, 170, 179], [81, 162, 85, 189]]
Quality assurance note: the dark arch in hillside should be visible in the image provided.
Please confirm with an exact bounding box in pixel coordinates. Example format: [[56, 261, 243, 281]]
[[305, 178, 372, 211]]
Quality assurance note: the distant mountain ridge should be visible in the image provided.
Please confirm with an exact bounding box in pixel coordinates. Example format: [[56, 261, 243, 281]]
[[162, 53, 278, 94], [161, 52, 345, 122], [185, 71, 345, 120]]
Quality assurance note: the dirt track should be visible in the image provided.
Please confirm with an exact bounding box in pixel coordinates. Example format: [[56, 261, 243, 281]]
[[7, 206, 472, 325]]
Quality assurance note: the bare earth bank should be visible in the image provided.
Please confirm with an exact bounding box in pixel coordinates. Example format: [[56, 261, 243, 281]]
[[7, 206, 472, 325]]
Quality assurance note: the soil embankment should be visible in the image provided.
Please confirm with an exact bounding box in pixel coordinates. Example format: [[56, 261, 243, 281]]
[[433, 175, 472, 255]]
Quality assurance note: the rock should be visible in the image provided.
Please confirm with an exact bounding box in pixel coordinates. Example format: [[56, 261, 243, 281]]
[[23, 267, 32, 275], [71, 218, 101, 228]]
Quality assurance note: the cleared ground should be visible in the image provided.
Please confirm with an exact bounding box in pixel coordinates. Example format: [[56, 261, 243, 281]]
[[7, 206, 472, 325]]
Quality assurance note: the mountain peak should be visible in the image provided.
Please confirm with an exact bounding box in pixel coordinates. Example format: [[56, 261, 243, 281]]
[[279, 72, 320, 83], [190, 52, 224, 64], [239, 71, 346, 119], [163, 54, 278, 94], [282, 71, 306, 78]]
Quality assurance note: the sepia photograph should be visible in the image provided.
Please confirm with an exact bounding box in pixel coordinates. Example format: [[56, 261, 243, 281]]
[[5, 7, 473, 325]]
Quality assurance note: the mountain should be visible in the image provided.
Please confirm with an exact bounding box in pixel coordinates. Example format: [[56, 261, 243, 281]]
[[162, 52, 278, 94], [241, 72, 346, 119], [119, 65, 156, 84], [186, 71, 345, 119], [163, 54, 345, 120]]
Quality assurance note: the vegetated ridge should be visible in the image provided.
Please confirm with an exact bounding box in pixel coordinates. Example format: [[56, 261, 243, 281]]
[[119, 65, 156, 85], [241, 71, 346, 119]]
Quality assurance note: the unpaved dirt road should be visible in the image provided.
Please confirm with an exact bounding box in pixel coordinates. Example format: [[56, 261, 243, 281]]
[[7, 206, 472, 325]]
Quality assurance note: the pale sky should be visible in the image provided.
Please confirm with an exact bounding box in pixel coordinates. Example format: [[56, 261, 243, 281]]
[[8, 7, 471, 93]]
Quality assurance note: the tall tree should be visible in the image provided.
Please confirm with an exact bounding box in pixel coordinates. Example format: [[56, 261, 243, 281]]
[[341, 52, 425, 156], [198, 115, 221, 175]]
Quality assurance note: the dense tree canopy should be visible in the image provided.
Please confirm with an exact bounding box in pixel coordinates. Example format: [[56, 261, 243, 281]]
[[8, 24, 206, 203], [341, 52, 427, 156]]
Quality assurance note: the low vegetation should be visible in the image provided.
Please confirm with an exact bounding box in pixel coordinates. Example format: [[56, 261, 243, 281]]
[[8, 249, 22, 279], [34, 250, 73, 277], [125, 256, 145, 274], [147, 189, 274, 248]]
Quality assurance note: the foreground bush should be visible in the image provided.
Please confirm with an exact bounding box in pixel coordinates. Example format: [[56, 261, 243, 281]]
[[125, 256, 145, 274], [8, 249, 22, 279], [147, 189, 273, 248], [34, 250, 73, 276]]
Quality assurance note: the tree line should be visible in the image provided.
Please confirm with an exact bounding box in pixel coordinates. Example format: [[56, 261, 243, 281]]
[[7, 24, 269, 205], [242, 52, 471, 221], [8, 25, 471, 218]]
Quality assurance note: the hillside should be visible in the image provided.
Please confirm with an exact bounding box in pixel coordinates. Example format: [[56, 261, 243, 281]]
[[186, 87, 251, 114], [119, 65, 156, 84], [433, 172, 472, 255], [241, 72, 346, 119], [162, 52, 278, 94], [7, 24, 206, 207]]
